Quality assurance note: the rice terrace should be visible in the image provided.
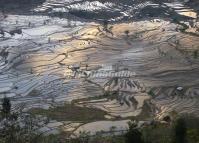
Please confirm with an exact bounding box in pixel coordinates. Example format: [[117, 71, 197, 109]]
[[0, 0, 199, 143]]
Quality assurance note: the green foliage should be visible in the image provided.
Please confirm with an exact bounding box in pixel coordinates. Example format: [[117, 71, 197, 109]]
[[0, 98, 36, 143], [181, 114, 199, 143], [103, 90, 118, 99], [68, 129, 126, 143], [125, 121, 144, 143], [124, 30, 129, 37], [187, 129, 199, 143], [172, 117, 187, 143], [147, 89, 155, 97], [103, 20, 108, 31], [1, 97, 11, 118], [1, 97, 199, 143], [142, 123, 172, 143], [137, 115, 199, 143], [193, 50, 198, 59]]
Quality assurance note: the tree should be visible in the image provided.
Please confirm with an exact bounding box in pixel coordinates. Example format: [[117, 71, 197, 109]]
[[1, 96, 11, 118], [103, 20, 108, 31], [125, 121, 144, 143], [124, 30, 129, 37], [0, 96, 59, 143], [193, 50, 198, 59], [173, 117, 187, 143]]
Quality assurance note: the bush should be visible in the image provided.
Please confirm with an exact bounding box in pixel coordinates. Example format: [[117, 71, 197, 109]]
[[125, 121, 144, 143], [172, 117, 187, 143]]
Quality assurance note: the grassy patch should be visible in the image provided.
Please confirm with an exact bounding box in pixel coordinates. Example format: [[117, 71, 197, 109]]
[[28, 89, 41, 97], [128, 100, 154, 121], [136, 101, 154, 120], [29, 104, 106, 122], [193, 50, 198, 59], [147, 89, 156, 97], [72, 90, 118, 104]]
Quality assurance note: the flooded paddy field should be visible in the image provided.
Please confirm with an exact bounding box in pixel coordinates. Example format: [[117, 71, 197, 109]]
[[0, 0, 199, 136]]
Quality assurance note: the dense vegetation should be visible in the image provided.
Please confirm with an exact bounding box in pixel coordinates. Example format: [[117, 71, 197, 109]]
[[0, 97, 199, 143]]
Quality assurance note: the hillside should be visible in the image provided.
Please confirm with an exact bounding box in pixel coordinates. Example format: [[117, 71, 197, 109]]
[[0, 0, 199, 139]]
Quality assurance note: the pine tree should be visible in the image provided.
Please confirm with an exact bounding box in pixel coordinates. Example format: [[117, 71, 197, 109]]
[[1, 96, 11, 118]]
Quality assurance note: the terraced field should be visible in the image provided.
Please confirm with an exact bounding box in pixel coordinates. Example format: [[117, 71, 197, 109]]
[[0, 0, 199, 136]]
